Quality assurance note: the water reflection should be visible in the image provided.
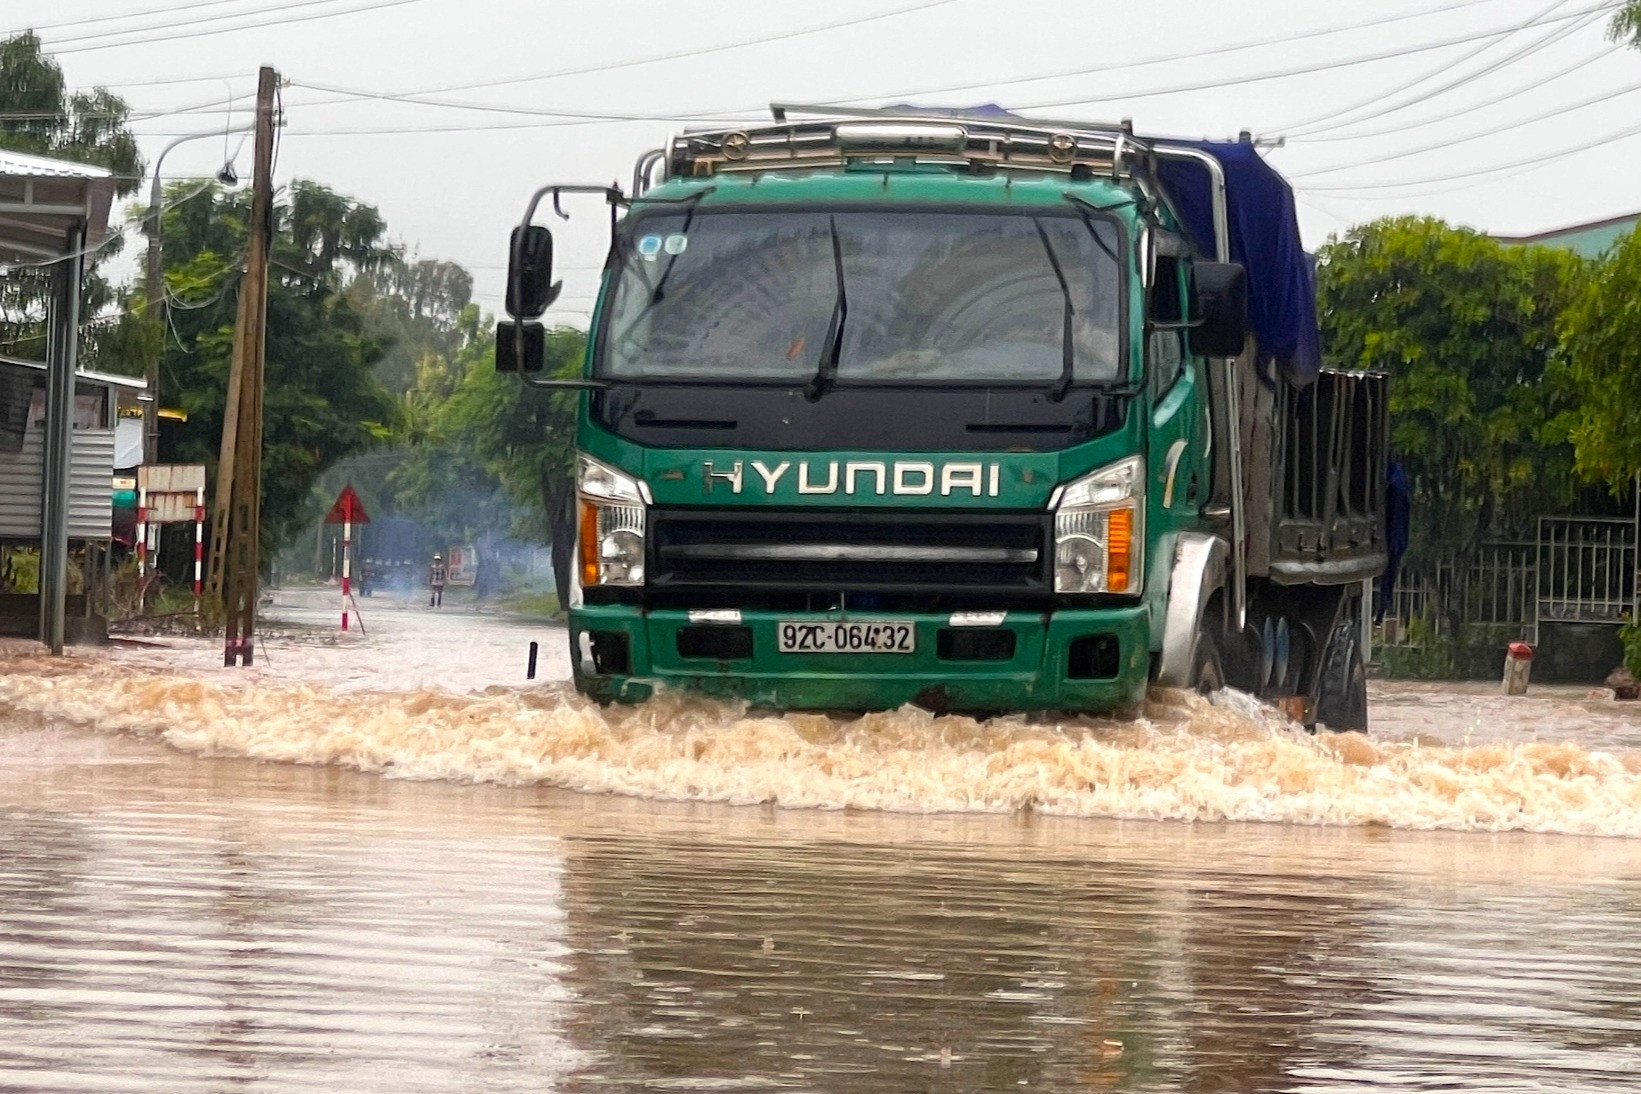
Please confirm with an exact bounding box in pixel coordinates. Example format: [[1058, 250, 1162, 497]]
[[4, 725, 1641, 1091]]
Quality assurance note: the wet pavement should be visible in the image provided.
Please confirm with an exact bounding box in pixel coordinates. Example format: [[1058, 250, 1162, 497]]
[[3, 585, 1641, 1091]]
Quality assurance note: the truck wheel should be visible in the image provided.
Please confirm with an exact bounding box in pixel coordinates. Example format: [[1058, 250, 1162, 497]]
[[1190, 631, 1225, 695], [1315, 626, 1368, 732]]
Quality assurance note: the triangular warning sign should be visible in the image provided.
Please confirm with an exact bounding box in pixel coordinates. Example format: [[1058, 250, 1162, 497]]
[[324, 484, 371, 524]]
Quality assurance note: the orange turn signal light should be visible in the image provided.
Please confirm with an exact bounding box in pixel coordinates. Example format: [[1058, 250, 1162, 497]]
[[579, 500, 600, 587], [1106, 507, 1133, 592]]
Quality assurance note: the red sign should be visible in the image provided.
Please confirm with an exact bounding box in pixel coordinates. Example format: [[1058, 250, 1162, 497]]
[[323, 484, 371, 525]]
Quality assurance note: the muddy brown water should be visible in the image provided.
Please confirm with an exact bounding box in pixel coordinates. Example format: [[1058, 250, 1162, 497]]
[[3, 587, 1641, 1092]]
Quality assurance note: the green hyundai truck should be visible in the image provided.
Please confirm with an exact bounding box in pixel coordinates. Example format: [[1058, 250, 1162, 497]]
[[499, 105, 1387, 729]]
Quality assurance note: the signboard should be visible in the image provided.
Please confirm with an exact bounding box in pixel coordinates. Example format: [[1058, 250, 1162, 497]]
[[447, 543, 477, 586], [136, 464, 207, 523], [323, 484, 371, 525]]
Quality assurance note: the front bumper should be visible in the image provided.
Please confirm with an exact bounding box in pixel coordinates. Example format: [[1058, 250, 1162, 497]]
[[568, 605, 1151, 713]]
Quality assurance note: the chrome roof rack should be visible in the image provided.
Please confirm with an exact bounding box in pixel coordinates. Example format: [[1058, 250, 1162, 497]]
[[638, 103, 1234, 265], [665, 102, 1156, 185]]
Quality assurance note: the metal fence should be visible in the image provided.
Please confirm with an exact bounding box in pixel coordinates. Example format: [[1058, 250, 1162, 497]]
[[1378, 514, 1640, 651], [1534, 516, 1637, 637]]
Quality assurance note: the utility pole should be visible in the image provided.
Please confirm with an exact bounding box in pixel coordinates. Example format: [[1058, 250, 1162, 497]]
[[143, 202, 162, 466], [207, 65, 278, 667]]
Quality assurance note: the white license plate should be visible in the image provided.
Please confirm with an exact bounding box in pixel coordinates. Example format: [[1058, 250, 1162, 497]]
[[777, 620, 916, 654]]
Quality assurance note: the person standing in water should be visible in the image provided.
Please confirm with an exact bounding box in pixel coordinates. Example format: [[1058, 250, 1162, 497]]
[[429, 553, 448, 607]]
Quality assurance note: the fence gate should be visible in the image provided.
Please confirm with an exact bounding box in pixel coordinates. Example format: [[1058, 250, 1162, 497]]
[[1533, 515, 1638, 645]]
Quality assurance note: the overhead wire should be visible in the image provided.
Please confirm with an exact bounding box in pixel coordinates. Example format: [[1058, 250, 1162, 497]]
[[284, 0, 1516, 122], [1288, 74, 1641, 177], [273, 1, 1620, 136], [1277, 0, 1608, 138], [827, 0, 1519, 111], [1298, 111, 1641, 192], [1009, 2, 1621, 111], [290, 0, 967, 107], [17, 0, 284, 35], [1286, 36, 1626, 142], [0, 178, 217, 274], [46, 0, 431, 56]]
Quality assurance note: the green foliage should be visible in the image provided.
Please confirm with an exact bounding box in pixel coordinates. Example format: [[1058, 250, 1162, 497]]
[[140, 180, 399, 554], [1316, 216, 1586, 571], [1554, 227, 1641, 487], [391, 318, 583, 544], [0, 33, 142, 192], [1, 32, 143, 363], [350, 259, 475, 396], [1613, 1, 1641, 49], [1376, 623, 1518, 680], [1620, 620, 1641, 678]]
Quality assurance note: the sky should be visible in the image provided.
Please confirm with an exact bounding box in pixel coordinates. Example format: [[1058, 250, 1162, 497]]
[[11, 0, 1641, 320]]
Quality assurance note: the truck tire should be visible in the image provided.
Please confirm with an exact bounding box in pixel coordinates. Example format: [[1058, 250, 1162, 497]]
[[1315, 625, 1368, 732], [1190, 631, 1225, 695]]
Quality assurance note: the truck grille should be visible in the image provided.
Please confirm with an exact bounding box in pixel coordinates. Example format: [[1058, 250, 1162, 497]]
[[650, 508, 1051, 594]]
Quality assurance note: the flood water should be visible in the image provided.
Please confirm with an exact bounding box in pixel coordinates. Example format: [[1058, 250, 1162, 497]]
[[4, 586, 1641, 1092]]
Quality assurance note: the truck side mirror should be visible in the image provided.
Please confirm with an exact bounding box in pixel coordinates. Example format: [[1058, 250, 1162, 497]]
[[1189, 261, 1248, 358], [506, 224, 562, 318], [495, 320, 545, 373]]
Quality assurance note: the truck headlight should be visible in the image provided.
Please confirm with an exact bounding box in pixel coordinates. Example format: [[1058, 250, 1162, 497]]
[[577, 453, 649, 587], [1052, 455, 1144, 594]]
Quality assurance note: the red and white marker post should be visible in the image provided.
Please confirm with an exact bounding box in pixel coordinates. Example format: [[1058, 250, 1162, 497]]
[[136, 485, 148, 582], [341, 490, 353, 631], [322, 485, 370, 634], [193, 485, 205, 608]]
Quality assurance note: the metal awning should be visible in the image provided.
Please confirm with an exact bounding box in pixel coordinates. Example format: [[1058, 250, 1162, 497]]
[[1, 149, 117, 654], [0, 149, 114, 265]]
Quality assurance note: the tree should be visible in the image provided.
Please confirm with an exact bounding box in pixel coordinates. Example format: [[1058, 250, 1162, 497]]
[[1555, 227, 1641, 485], [141, 180, 399, 556], [0, 33, 141, 186], [1315, 216, 1586, 595], [1613, 2, 1641, 49], [393, 318, 583, 602], [1, 32, 143, 364]]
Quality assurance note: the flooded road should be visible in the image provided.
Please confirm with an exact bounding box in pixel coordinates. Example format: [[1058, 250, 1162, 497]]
[[4, 586, 1641, 1091]]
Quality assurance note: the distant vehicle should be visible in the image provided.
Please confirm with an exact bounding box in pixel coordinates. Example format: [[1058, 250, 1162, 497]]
[[497, 105, 1386, 730]]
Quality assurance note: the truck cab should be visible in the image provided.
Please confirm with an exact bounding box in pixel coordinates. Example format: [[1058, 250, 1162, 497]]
[[500, 106, 1386, 729]]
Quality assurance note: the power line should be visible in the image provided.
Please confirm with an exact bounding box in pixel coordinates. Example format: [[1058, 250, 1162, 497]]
[[1278, 0, 1606, 138], [1298, 111, 1641, 191], [1287, 37, 1625, 142], [286, 0, 1510, 122], [41, 0, 402, 49], [266, 4, 1618, 138], [0, 177, 216, 273], [831, 0, 1517, 109], [1289, 75, 1641, 177], [1010, 2, 1620, 112], [45, 0, 431, 56], [291, 0, 966, 107], [19, 0, 311, 37]]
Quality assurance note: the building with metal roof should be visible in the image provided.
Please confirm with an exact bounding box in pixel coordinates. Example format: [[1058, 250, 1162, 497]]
[[1494, 210, 1640, 259], [1, 147, 118, 651]]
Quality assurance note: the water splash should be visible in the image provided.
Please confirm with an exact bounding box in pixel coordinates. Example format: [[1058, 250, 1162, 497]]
[[2, 649, 1639, 836]]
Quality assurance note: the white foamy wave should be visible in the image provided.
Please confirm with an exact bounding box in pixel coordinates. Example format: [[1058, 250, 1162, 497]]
[[2, 653, 1639, 836]]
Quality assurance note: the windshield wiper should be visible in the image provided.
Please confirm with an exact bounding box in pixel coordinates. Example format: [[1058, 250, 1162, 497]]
[[1033, 218, 1076, 403], [804, 216, 848, 402]]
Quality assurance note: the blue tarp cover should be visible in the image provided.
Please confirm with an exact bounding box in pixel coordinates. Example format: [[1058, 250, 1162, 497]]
[[1154, 140, 1321, 385]]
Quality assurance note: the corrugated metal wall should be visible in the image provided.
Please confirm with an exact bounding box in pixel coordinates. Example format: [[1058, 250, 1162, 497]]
[[0, 429, 115, 539]]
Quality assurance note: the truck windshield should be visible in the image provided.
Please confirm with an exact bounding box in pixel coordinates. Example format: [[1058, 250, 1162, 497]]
[[598, 210, 1124, 384]]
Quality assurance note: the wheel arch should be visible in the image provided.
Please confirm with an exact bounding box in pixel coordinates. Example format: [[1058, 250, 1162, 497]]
[[1154, 532, 1230, 687]]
